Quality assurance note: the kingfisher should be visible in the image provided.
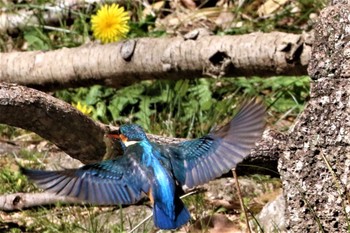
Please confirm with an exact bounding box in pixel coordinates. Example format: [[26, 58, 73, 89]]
[[21, 100, 265, 230]]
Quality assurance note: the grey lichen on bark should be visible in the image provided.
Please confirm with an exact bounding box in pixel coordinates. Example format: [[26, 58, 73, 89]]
[[279, 3, 350, 232]]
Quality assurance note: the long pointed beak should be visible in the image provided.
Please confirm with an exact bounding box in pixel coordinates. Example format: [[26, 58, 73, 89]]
[[105, 133, 128, 143]]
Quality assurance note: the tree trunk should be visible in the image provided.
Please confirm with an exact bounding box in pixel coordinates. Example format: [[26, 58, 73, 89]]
[[0, 32, 311, 90], [279, 3, 350, 232]]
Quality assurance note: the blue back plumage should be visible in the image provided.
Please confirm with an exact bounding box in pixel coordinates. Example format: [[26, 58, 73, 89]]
[[137, 140, 191, 229]]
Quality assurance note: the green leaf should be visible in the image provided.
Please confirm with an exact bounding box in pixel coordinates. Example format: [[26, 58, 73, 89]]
[[24, 34, 49, 51], [135, 97, 155, 130], [107, 84, 145, 121], [174, 80, 189, 97], [93, 102, 108, 122], [86, 86, 103, 105]]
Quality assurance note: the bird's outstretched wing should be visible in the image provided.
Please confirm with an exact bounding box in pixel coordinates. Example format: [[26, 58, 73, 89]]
[[168, 100, 266, 189], [22, 153, 150, 205]]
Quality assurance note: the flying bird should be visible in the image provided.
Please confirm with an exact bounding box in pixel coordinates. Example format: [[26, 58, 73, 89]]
[[22, 99, 266, 230]]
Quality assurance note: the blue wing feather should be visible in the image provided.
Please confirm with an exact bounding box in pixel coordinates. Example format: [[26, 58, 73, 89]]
[[169, 100, 266, 188], [22, 153, 150, 205]]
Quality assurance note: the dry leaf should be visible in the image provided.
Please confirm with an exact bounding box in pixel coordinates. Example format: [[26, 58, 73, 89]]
[[181, 0, 197, 9], [257, 0, 289, 16], [142, 1, 165, 18]]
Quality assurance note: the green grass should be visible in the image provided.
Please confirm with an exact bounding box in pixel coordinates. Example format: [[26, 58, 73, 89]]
[[24, 206, 140, 233], [55, 76, 310, 137], [0, 166, 29, 194], [0, 149, 49, 194]]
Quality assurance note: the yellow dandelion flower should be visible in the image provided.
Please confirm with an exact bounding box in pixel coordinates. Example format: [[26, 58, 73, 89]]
[[72, 102, 93, 116], [91, 4, 130, 43]]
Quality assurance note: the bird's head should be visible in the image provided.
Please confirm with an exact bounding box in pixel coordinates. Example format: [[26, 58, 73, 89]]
[[106, 124, 147, 147]]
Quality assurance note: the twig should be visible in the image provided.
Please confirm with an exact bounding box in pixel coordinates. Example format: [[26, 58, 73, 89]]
[[233, 169, 251, 233], [127, 212, 152, 233], [29, 24, 74, 33]]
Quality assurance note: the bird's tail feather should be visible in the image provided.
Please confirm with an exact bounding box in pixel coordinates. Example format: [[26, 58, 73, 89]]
[[153, 197, 190, 230]]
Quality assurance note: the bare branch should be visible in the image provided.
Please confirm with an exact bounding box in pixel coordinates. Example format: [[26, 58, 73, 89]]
[[0, 187, 203, 211], [0, 82, 107, 164], [0, 192, 80, 211], [0, 0, 103, 33], [0, 32, 312, 90]]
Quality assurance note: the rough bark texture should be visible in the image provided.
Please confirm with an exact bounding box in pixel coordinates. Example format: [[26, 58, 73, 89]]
[[0, 82, 283, 171], [0, 82, 107, 163], [237, 129, 285, 176], [279, 4, 350, 232], [0, 32, 311, 90]]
